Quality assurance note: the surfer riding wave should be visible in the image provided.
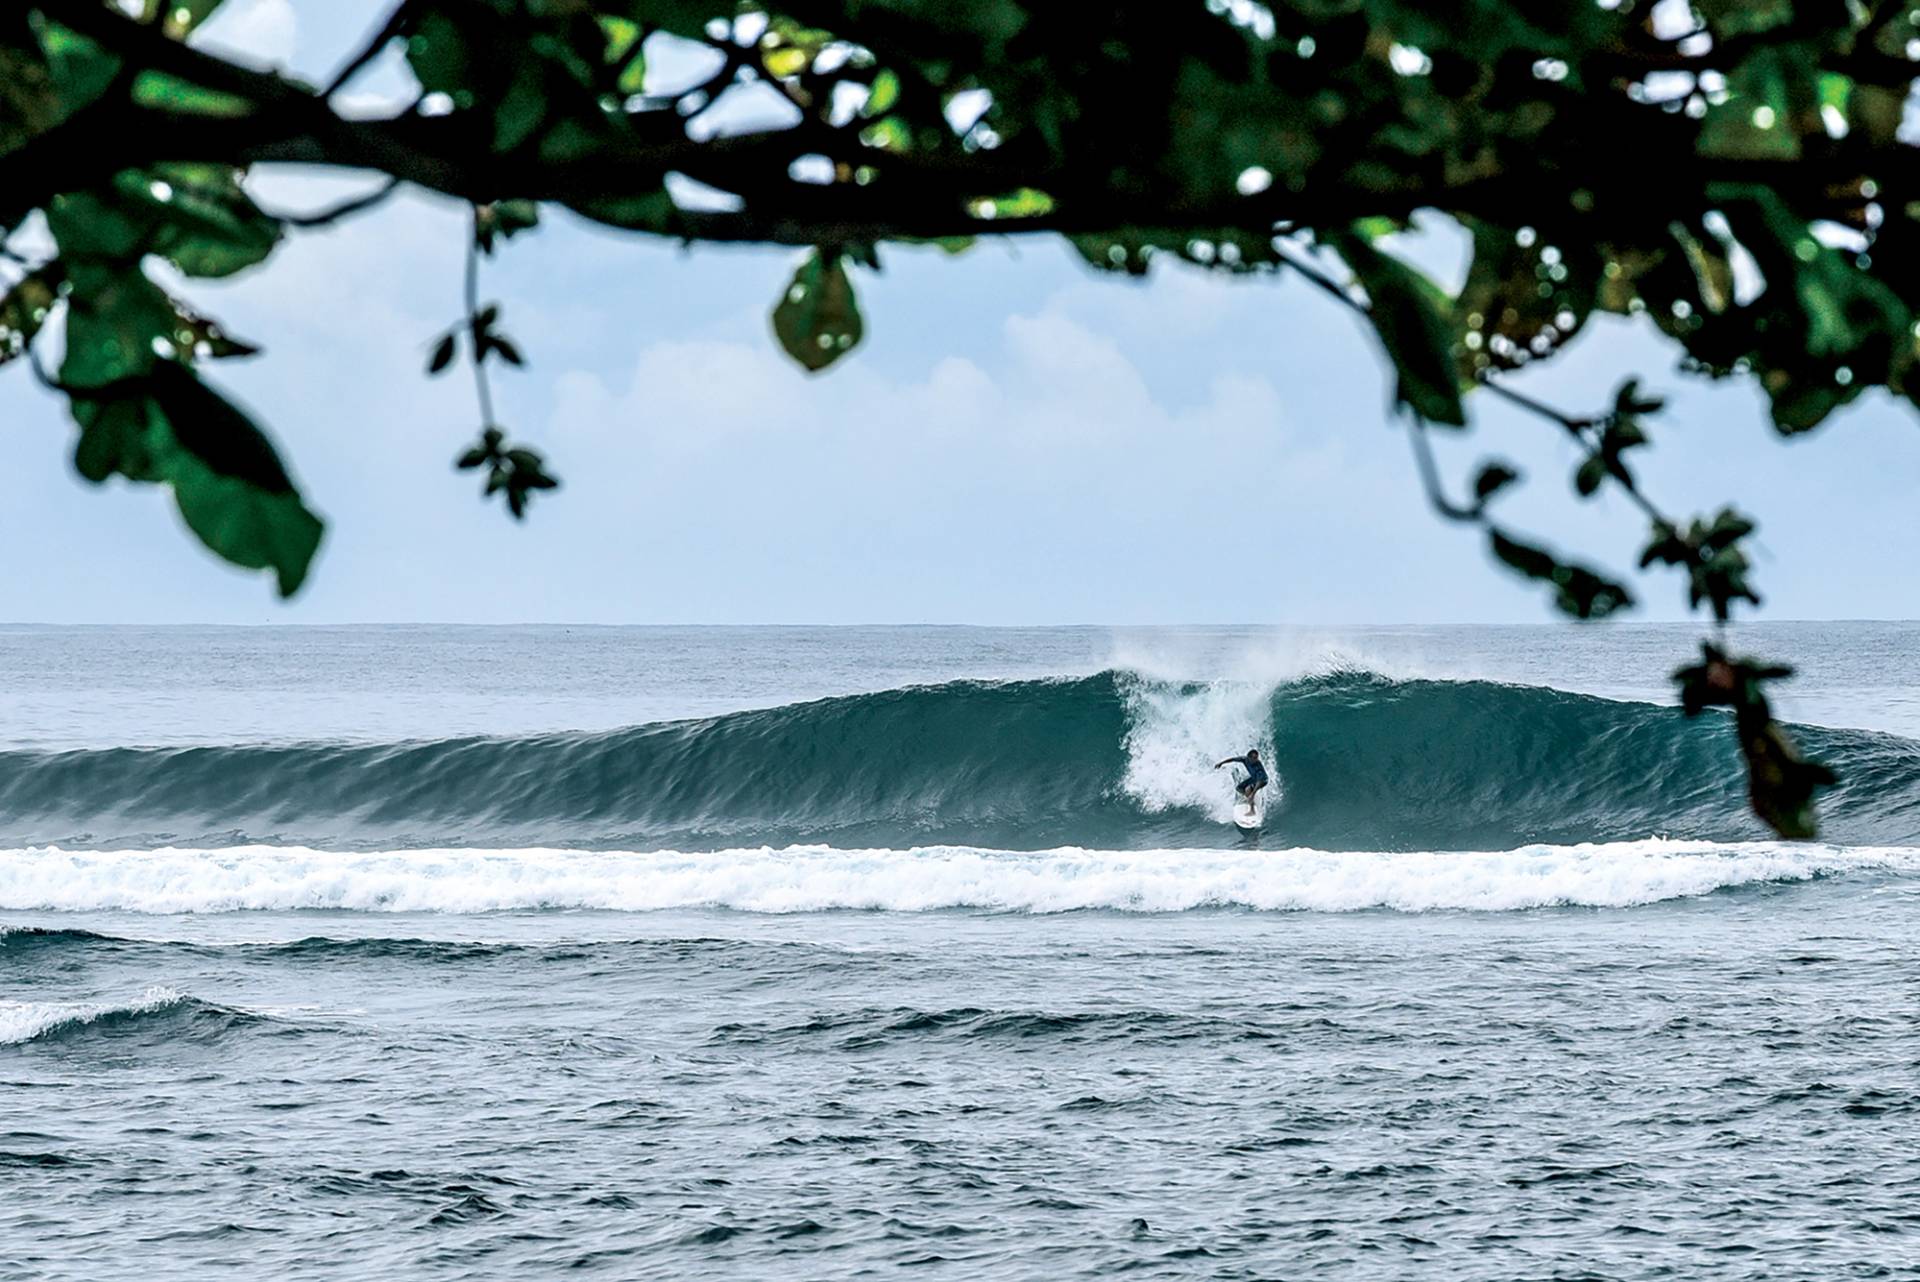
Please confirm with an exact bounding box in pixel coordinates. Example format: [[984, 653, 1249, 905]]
[[1214, 748, 1268, 808]]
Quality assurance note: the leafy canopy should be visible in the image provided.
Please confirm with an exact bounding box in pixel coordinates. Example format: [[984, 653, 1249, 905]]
[[6, 0, 1916, 835]]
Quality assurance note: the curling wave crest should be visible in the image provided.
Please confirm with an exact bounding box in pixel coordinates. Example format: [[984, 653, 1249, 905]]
[[1, 671, 1913, 851]]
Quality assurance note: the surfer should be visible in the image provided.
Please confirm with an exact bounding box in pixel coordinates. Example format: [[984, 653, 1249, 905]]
[[1215, 749, 1268, 807]]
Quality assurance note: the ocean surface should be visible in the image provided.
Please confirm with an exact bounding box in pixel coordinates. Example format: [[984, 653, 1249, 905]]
[[3, 622, 1917, 1279]]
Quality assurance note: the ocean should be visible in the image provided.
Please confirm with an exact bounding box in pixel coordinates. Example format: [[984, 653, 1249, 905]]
[[3, 622, 1917, 1279]]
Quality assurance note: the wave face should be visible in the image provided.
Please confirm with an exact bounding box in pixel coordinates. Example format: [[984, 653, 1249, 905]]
[[0, 986, 185, 1046], [2, 842, 1914, 915], [0, 672, 1914, 851]]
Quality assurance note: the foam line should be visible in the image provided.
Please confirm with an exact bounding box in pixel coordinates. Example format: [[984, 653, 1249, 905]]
[[1, 842, 1913, 916]]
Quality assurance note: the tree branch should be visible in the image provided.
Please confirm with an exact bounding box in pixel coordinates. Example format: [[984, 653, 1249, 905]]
[[267, 176, 403, 228], [323, 1, 418, 98]]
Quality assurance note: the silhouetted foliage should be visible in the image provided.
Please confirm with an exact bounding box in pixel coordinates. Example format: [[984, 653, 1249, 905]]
[[5, 0, 1904, 835]]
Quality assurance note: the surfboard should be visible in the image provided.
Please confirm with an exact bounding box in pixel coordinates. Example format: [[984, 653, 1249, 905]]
[[1232, 794, 1262, 829]]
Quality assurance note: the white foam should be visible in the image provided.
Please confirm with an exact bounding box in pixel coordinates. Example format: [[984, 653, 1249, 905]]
[[0, 986, 182, 1045], [1119, 676, 1278, 822], [0, 843, 1913, 916]]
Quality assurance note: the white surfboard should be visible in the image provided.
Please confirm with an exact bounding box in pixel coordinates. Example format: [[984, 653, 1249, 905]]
[[1232, 796, 1262, 830]]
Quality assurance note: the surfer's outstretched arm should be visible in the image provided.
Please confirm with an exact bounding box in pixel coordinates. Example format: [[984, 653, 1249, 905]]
[[1214, 757, 1246, 769]]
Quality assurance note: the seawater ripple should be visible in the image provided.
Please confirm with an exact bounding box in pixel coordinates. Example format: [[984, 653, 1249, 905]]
[[7, 900, 1919, 1280], [1, 671, 1915, 852], [1, 840, 1914, 914]]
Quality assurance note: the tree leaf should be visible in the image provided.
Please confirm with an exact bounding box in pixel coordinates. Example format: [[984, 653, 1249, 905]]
[[48, 164, 281, 278], [156, 0, 227, 40], [0, 264, 61, 366], [1472, 461, 1519, 503], [771, 249, 863, 372], [1326, 229, 1467, 426], [60, 260, 181, 388], [67, 362, 322, 596]]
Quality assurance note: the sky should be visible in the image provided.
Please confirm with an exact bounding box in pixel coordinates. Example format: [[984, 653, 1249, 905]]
[[4, 0, 1918, 625]]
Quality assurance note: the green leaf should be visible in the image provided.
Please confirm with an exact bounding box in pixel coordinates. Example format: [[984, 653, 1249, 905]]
[[1326, 229, 1467, 426], [60, 261, 180, 388], [428, 332, 457, 374], [1455, 218, 1596, 380], [967, 187, 1055, 221], [48, 165, 281, 278], [569, 189, 677, 233], [491, 199, 541, 244], [1672, 641, 1835, 839], [1472, 461, 1519, 503], [598, 15, 645, 94], [865, 69, 900, 116], [0, 19, 62, 159], [35, 18, 120, 111], [155, 0, 227, 40], [1613, 378, 1664, 416], [1574, 455, 1606, 497], [1072, 228, 1281, 277], [68, 362, 322, 596], [0, 264, 61, 366], [1488, 529, 1633, 619], [132, 70, 252, 117], [772, 249, 863, 372]]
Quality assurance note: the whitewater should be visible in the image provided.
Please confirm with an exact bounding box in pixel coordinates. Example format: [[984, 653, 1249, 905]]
[[5, 623, 1918, 1281], [4, 840, 1918, 915]]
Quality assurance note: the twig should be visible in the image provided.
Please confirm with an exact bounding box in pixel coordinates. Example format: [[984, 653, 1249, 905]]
[[1405, 419, 1480, 522], [1477, 377, 1668, 527], [268, 177, 402, 228], [323, 1, 418, 98], [465, 211, 495, 430]]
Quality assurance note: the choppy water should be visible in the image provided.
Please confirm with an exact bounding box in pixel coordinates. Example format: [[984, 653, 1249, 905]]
[[4, 624, 1918, 1279]]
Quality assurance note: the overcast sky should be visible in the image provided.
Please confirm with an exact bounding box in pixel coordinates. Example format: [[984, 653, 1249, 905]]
[[5, 0, 1918, 625]]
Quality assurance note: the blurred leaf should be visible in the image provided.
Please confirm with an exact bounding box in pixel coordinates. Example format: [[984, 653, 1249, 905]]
[[48, 164, 281, 278], [60, 260, 180, 388], [1673, 642, 1835, 838], [772, 249, 863, 372], [1327, 229, 1466, 426], [428, 332, 457, 375], [132, 70, 251, 116], [1613, 378, 1664, 416], [865, 69, 900, 115], [1472, 461, 1519, 503], [597, 14, 645, 94], [455, 427, 558, 517], [1639, 509, 1761, 621], [1072, 228, 1281, 277], [474, 199, 542, 256], [1488, 529, 1632, 618], [153, 0, 227, 40], [68, 361, 322, 596], [0, 263, 62, 366], [1455, 218, 1595, 380]]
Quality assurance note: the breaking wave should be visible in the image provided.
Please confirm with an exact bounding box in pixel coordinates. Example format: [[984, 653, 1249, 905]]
[[0, 671, 1912, 851], [0, 841, 1913, 915]]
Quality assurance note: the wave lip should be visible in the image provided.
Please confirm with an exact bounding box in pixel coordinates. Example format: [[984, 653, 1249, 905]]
[[0, 986, 184, 1046], [1, 841, 1913, 916]]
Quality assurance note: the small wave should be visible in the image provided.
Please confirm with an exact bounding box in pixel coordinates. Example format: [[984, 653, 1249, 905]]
[[0, 925, 118, 954], [0, 842, 1912, 916], [0, 986, 184, 1046]]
